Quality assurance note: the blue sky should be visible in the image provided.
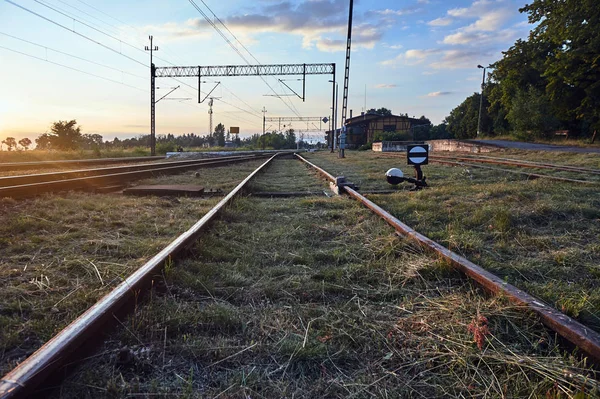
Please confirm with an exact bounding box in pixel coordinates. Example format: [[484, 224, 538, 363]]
[[0, 0, 531, 142]]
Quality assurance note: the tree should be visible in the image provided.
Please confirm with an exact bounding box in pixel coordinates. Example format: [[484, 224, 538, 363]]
[[47, 120, 83, 150], [445, 93, 491, 139], [18, 138, 32, 150], [214, 123, 225, 147], [521, 0, 600, 133], [284, 128, 296, 148], [367, 107, 393, 116], [2, 137, 17, 151], [35, 133, 52, 150], [507, 86, 559, 138]]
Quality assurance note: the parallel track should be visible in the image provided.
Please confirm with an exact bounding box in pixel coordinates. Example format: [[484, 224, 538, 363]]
[[0, 154, 268, 199], [1, 152, 599, 397], [0, 156, 166, 172]]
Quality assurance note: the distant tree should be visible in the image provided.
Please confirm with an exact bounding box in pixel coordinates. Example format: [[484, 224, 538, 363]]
[[18, 138, 32, 150], [2, 137, 17, 151], [367, 107, 393, 116], [35, 133, 52, 150], [446, 93, 492, 139], [284, 128, 296, 148], [81, 134, 104, 150], [430, 123, 451, 139], [47, 120, 83, 150], [214, 123, 226, 146], [507, 86, 559, 138]]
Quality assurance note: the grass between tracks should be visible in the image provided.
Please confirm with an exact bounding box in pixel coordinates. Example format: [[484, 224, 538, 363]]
[[0, 159, 266, 375], [303, 151, 600, 333], [58, 159, 598, 398]]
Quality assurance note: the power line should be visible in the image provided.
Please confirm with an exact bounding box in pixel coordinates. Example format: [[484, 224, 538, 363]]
[[187, 0, 303, 118], [0, 31, 146, 79], [0, 45, 147, 92], [4, 0, 147, 67]]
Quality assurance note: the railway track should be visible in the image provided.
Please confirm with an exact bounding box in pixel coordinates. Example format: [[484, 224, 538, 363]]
[[1, 153, 599, 397], [379, 152, 599, 185], [0, 156, 166, 172], [0, 153, 268, 199]]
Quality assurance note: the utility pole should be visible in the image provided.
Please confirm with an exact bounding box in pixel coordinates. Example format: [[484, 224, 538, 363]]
[[145, 36, 158, 156], [339, 0, 354, 158], [208, 98, 214, 138], [262, 107, 267, 135], [477, 65, 486, 137]]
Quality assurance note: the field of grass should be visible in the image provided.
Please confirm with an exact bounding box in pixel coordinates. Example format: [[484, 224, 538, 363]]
[[56, 158, 598, 397], [0, 159, 266, 375], [304, 151, 600, 332], [0, 148, 156, 163]]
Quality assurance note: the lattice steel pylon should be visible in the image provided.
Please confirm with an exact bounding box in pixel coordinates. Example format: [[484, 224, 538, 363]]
[[208, 98, 213, 136], [339, 0, 354, 158]]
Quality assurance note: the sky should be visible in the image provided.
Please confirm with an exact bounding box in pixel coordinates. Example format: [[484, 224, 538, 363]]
[[0, 0, 532, 143]]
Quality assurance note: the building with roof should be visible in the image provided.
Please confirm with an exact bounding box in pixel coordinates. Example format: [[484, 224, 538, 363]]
[[327, 112, 421, 149]]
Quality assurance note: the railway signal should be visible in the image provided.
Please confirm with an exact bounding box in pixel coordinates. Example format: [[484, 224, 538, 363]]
[[385, 144, 429, 190]]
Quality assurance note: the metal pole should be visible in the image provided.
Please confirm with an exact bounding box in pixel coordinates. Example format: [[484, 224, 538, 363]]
[[477, 66, 486, 137], [331, 65, 336, 153], [145, 36, 158, 156]]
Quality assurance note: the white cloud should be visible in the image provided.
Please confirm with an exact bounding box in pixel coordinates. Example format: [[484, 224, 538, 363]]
[[375, 84, 397, 89], [381, 48, 440, 66], [142, 0, 388, 53], [428, 17, 453, 27], [430, 49, 494, 69], [425, 91, 453, 97]]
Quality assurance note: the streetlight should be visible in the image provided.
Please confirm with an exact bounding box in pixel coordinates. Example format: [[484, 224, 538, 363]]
[[329, 80, 338, 151], [476, 64, 487, 137]]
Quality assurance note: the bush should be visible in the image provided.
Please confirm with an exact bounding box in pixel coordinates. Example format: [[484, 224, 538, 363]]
[[357, 143, 372, 151], [156, 141, 176, 154]]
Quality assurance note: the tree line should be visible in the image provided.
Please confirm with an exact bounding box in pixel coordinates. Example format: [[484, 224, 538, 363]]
[[445, 0, 598, 142], [0, 120, 299, 153]]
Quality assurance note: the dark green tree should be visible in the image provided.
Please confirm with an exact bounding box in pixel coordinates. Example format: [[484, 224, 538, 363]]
[[47, 120, 82, 150], [366, 107, 393, 116], [214, 123, 226, 147], [446, 93, 491, 139], [521, 0, 600, 134]]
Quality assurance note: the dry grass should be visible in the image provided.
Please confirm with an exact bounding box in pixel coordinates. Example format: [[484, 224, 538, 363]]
[[0, 160, 266, 375], [56, 158, 599, 398], [304, 151, 600, 332]]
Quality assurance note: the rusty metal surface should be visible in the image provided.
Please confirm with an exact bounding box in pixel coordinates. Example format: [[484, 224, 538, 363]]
[[294, 154, 336, 182], [0, 154, 280, 399], [0, 155, 267, 199], [296, 155, 600, 362], [123, 185, 205, 197], [0, 156, 166, 172]]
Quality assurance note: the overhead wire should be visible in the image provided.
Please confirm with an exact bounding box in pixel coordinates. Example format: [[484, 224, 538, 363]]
[[188, 0, 303, 118], [0, 45, 147, 92], [0, 31, 146, 79]]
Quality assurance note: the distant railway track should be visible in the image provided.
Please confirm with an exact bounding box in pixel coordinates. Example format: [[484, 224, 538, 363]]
[[1, 152, 599, 397], [378, 152, 599, 184], [0, 156, 166, 172], [0, 154, 268, 199]]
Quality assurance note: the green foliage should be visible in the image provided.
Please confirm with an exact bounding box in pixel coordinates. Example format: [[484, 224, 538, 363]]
[[214, 123, 226, 147], [445, 93, 491, 139], [366, 107, 392, 116], [507, 86, 559, 138], [47, 120, 83, 150], [156, 141, 176, 154]]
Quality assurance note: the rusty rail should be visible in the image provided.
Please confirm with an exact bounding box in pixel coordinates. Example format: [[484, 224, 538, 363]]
[[0, 154, 261, 187], [0, 156, 166, 171], [429, 158, 597, 185], [430, 154, 600, 175], [0, 154, 280, 398], [295, 154, 600, 362], [0, 154, 268, 199]]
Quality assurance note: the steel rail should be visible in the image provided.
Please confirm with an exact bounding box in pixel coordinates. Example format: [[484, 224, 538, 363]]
[[429, 158, 597, 185], [0, 156, 166, 172], [0, 154, 260, 188], [0, 154, 280, 398], [429, 154, 600, 175], [294, 154, 600, 362], [0, 155, 268, 199]]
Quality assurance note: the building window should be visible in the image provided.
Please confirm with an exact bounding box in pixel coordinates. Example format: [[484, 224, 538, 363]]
[[383, 124, 396, 132]]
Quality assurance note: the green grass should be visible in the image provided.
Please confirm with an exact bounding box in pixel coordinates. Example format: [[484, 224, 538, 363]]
[[56, 158, 598, 398], [305, 151, 600, 331], [0, 159, 266, 375]]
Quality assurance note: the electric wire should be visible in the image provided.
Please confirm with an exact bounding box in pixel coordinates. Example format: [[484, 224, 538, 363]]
[[4, 0, 147, 68], [187, 0, 303, 118], [0, 44, 147, 92], [0, 31, 146, 79]]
